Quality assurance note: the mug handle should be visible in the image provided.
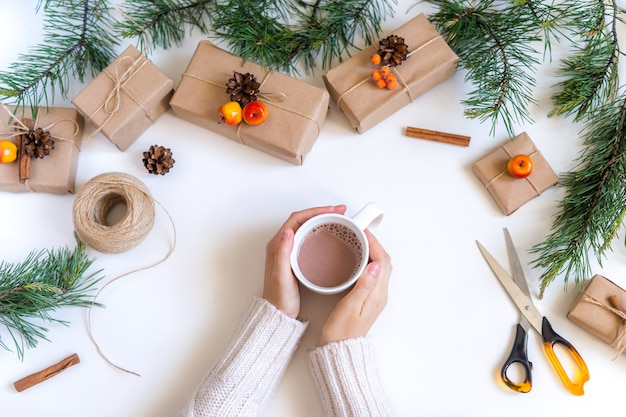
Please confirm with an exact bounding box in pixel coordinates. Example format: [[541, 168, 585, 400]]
[[351, 202, 384, 231]]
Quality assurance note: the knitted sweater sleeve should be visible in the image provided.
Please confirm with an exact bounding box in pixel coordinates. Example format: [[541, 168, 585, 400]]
[[177, 296, 307, 417], [308, 337, 395, 417]]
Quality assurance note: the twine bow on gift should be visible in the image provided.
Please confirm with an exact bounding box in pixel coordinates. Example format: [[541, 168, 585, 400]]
[[335, 35, 440, 110], [87, 55, 150, 141], [1, 104, 81, 190], [580, 293, 626, 359]]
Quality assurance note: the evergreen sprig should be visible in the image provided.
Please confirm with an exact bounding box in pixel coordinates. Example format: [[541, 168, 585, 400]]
[[531, 95, 626, 297], [0, 240, 103, 358], [0, 0, 118, 117], [427, 0, 544, 137]]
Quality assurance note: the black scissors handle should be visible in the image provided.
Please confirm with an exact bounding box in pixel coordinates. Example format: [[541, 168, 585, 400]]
[[501, 323, 533, 393]]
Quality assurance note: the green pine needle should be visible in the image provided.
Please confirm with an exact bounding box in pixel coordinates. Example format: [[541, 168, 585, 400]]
[[0, 240, 104, 359]]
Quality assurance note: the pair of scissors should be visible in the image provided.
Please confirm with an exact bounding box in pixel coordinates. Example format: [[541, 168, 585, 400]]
[[476, 228, 590, 395]]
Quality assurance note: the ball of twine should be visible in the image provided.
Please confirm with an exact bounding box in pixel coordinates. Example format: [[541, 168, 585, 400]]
[[73, 172, 155, 254]]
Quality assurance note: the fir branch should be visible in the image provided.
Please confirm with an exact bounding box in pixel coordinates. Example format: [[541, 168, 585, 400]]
[[531, 94, 626, 297], [427, 0, 541, 137], [115, 0, 218, 53], [0, 0, 118, 116], [549, 0, 622, 121], [0, 240, 104, 358]]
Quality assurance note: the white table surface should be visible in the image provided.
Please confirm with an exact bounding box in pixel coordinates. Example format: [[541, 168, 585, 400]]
[[2, 1, 626, 416]]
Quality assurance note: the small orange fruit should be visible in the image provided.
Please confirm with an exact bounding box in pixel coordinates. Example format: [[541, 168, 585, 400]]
[[386, 80, 397, 90], [375, 79, 387, 89], [242, 101, 269, 125], [385, 73, 396, 83], [0, 140, 17, 164], [372, 70, 383, 81], [507, 154, 534, 178], [380, 65, 391, 77], [370, 53, 381, 65], [218, 101, 243, 127]]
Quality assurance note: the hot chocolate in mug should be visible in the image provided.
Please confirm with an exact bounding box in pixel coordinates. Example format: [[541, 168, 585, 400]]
[[290, 202, 384, 294]]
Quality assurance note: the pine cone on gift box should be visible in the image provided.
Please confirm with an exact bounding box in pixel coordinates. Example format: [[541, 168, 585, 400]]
[[24, 128, 54, 159], [143, 145, 175, 175], [226, 72, 260, 107], [377, 35, 409, 67]]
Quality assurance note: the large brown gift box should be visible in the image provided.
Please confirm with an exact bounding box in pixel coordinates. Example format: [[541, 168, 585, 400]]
[[72, 45, 174, 151], [322, 13, 458, 134], [0, 106, 84, 194], [568, 275, 626, 355], [472, 132, 558, 215], [170, 41, 330, 165]]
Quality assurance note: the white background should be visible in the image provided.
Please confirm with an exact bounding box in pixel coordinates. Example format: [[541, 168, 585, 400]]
[[2, 1, 626, 416]]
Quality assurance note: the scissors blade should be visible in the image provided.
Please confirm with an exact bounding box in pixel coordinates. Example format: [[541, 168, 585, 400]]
[[476, 240, 543, 334], [503, 228, 532, 332]]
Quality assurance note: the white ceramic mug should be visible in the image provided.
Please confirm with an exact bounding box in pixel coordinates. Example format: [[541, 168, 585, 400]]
[[290, 202, 384, 294]]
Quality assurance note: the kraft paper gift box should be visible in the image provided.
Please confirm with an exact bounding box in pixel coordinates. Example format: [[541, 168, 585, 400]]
[[0, 106, 84, 194], [472, 132, 558, 215], [568, 275, 626, 355], [322, 13, 458, 134], [169, 40, 330, 165], [72, 45, 174, 151]]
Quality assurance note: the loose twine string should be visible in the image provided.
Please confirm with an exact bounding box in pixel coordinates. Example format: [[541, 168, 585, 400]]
[[73, 172, 177, 376], [335, 35, 440, 110], [579, 293, 626, 360], [0, 103, 81, 191], [484, 148, 541, 195]]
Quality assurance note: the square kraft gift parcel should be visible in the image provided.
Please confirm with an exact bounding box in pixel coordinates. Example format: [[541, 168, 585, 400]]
[[170, 40, 330, 165], [323, 13, 458, 133], [0, 106, 84, 194]]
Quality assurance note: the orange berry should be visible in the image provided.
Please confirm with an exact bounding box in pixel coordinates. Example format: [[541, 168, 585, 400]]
[[370, 53, 381, 65], [386, 80, 397, 90], [380, 65, 391, 77], [385, 73, 396, 83], [372, 70, 383, 81], [375, 78, 387, 89], [0, 140, 17, 164]]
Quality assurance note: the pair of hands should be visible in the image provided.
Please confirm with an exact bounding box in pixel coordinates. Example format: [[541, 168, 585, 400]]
[[263, 205, 392, 346]]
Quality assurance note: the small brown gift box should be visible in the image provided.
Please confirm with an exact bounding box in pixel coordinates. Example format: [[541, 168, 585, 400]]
[[72, 45, 174, 151], [170, 41, 329, 165], [472, 132, 558, 215], [322, 13, 458, 134], [0, 106, 84, 194], [568, 275, 626, 354]]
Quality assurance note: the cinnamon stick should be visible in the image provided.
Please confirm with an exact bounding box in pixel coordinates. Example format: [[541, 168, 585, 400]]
[[405, 126, 471, 147], [14, 353, 80, 392], [15, 118, 32, 183]]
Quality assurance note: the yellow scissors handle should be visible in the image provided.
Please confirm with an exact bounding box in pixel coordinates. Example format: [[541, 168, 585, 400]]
[[541, 317, 590, 396]]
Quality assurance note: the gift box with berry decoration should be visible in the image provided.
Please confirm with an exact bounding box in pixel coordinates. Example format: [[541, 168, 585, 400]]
[[0, 105, 84, 194], [568, 275, 626, 357], [72, 45, 174, 151], [169, 40, 330, 165], [472, 132, 558, 215], [322, 13, 458, 134]]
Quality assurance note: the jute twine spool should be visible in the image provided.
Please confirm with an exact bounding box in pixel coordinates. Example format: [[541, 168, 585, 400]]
[[73, 172, 176, 377], [73, 172, 155, 253]]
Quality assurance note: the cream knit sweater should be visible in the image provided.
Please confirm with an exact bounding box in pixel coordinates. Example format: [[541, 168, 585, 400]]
[[177, 297, 394, 417]]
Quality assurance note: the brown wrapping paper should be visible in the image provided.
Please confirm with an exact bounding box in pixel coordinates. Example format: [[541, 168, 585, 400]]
[[568, 275, 626, 355], [0, 106, 83, 194], [72, 45, 174, 151], [472, 132, 558, 215], [169, 40, 330, 165], [322, 13, 458, 134]]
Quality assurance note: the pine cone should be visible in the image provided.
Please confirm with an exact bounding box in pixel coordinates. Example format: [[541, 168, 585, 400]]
[[143, 145, 175, 175], [24, 128, 54, 159], [226, 72, 260, 107], [377, 35, 409, 67]]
